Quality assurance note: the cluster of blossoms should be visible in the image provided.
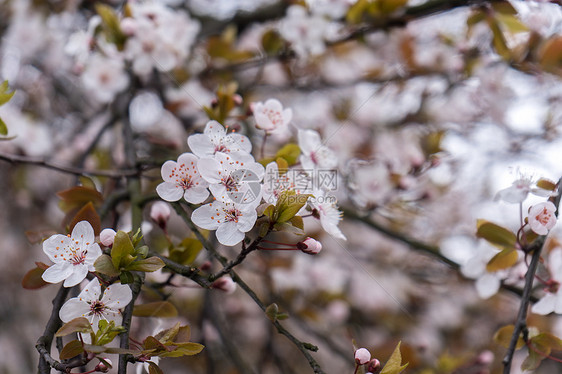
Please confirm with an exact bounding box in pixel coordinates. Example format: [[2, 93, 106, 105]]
[[40, 221, 132, 332], [66, 1, 200, 103], [156, 98, 346, 246]]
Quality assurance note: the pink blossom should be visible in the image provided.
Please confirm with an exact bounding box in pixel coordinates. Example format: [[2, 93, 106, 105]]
[[528, 201, 557, 235], [253, 99, 292, 132], [211, 277, 237, 294], [150, 201, 171, 229]]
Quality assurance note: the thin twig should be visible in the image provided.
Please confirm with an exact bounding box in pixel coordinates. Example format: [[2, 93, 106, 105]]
[[148, 250, 210, 288], [502, 178, 562, 372], [171, 202, 326, 374], [0, 152, 139, 178], [36, 285, 78, 373], [118, 273, 144, 374]]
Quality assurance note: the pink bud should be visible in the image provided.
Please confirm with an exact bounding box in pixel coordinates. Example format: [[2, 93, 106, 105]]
[[354, 348, 371, 365], [476, 350, 494, 365], [233, 94, 243, 106], [297, 237, 322, 255], [150, 201, 171, 230], [200, 260, 212, 271], [211, 277, 237, 294], [99, 228, 116, 247], [367, 358, 381, 373], [95, 358, 112, 372]]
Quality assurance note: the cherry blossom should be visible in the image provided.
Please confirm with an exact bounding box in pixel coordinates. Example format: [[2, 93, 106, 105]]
[[123, 2, 200, 76], [263, 162, 310, 205], [532, 248, 562, 315], [211, 277, 237, 294], [191, 200, 258, 246], [252, 99, 292, 132], [309, 192, 346, 240], [80, 53, 129, 104], [156, 153, 209, 204], [278, 5, 330, 58], [59, 278, 132, 331], [198, 152, 263, 204], [495, 170, 551, 203], [528, 201, 557, 235], [188, 120, 252, 159], [41, 221, 102, 288], [298, 129, 338, 173]]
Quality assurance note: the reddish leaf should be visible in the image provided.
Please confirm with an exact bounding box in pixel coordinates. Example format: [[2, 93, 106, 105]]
[[21, 265, 49, 290], [69, 202, 101, 236]]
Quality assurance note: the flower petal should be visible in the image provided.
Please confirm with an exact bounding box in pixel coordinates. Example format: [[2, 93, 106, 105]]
[[156, 182, 183, 202], [198, 158, 222, 184], [216, 222, 245, 246], [42, 262, 74, 284], [72, 221, 95, 247], [43, 235, 72, 263], [532, 293, 556, 315], [184, 186, 210, 204], [160, 160, 178, 182], [59, 297, 92, 322], [187, 133, 214, 158], [102, 282, 133, 309], [191, 203, 220, 230], [63, 265, 89, 287], [475, 273, 500, 299]]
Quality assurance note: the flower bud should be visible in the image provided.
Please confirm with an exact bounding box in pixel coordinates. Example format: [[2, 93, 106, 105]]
[[367, 358, 381, 373], [297, 237, 322, 255], [211, 277, 237, 294], [99, 228, 116, 247], [150, 201, 171, 231], [354, 348, 371, 365]]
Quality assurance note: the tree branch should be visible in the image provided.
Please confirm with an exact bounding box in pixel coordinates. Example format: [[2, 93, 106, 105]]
[[36, 285, 77, 373], [0, 152, 139, 179], [118, 273, 144, 374]]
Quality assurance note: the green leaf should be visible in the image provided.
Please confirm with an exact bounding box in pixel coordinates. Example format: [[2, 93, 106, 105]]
[[95, 319, 126, 346], [112, 231, 136, 270], [148, 361, 164, 374], [487, 16, 511, 60], [532, 332, 562, 351], [275, 143, 301, 166], [491, 1, 518, 15], [521, 349, 543, 371], [158, 342, 205, 357], [143, 336, 170, 352], [275, 191, 311, 223], [265, 303, 279, 322], [120, 271, 134, 284], [126, 256, 165, 272], [378, 0, 408, 14], [0, 116, 7, 136], [102, 347, 139, 355], [55, 317, 93, 337], [95, 4, 127, 47], [494, 325, 525, 349], [476, 219, 517, 248], [94, 254, 120, 277], [133, 301, 178, 318], [60, 340, 84, 360], [486, 248, 518, 272], [273, 222, 306, 235], [536, 178, 557, 191], [168, 237, 203, 265], [261, 29, 285, 55], [0, 81, 15, 106], [496, 13, 529, 34], [380, 342, 408, 374], [174, 325, 191, 343], [154, 322, 181, 344], [21, 265, 49, 290]]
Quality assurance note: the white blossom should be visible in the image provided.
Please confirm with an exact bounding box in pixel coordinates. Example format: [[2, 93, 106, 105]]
[[252, 99, 292, 132], [59, 279, 132, 331], [188, 120, 252, 160], [156, 153, 210, 204], [191, 200, 258, 246], [42, 221, 102, 288]]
